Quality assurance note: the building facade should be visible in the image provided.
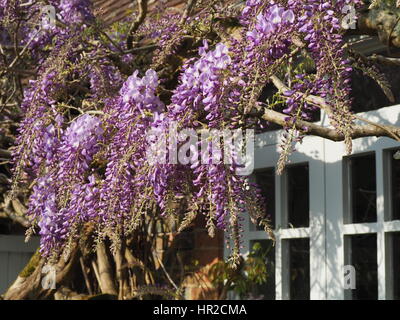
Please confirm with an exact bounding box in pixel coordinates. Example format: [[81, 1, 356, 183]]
[[234, 106, 400, 300]]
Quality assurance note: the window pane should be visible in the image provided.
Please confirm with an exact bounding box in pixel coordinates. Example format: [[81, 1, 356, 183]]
[[0, 217, 26, 235], [287, 164, 309, 228], [391, 150, 400, 220], [248, 240, 275, 300], [345, 234, 378, 300], [288, 238, 310, 300], [388, 232, 400, 299], [254, 168, 275, 230], [348, 153, 377, 223]]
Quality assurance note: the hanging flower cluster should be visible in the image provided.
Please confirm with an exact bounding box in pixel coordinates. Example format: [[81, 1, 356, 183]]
[[169, 41, 232, 126], [27, 114, 103, 255], [246, 4, 295, 46], [94, 69, 164, 245], [59, 0, 93, 24], [5, 0, 363, 263]]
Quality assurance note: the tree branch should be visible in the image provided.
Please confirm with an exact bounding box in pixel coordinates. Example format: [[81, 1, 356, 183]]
[[270, 75, 333, 115], [114, 240, 129, 300], [4, 243, 80, 300], [0, 148, 11, 159], [180, 0, 198, 24], [267, 75, 400, 142], [1, 196, 30, 228], [368, 54, 400, 66], [262, 108, 400, 142], [126, 0, 148, 50], [356, 4, 400, 48], [96, 242, 118, 296]]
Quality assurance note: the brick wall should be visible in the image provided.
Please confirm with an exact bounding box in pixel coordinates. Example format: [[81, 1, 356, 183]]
[[154, 214, 225, 300], [183, 215, 224, 300]]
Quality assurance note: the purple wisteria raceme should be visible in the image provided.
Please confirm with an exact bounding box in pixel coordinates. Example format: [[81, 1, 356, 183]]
[[67, 174, 101, 224], [169, 41, 231, 127], [57, 114, 103, 190], [238, 0, 361, 161], [30, 114, 63, 173], [26, 114, 103, 256], [151, 40, 263, 238], [12, 71, 65, 185], [61, 114, 103, 153], [121, 69, 164, 114], [246, 4, 295, 46], [88, 60, 123, 99], [30, 175, 70, 255], [59, 0, 93, 24], [98, 69, 164, 237], [8, 0, 367, 264]]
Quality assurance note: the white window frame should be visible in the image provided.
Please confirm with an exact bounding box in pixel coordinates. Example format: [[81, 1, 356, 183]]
[[228, 105, 400, 300], [325, 105, 400, 300]]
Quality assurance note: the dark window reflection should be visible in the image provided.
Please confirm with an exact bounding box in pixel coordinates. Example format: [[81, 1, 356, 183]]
[[287, 164, 309, 228], [390, 232, 400, 300], [391, 150, 400, 220], [350, 64, 400, 111], [288, 238, 310, 300], [254, 168, 275, 230], [0, 217, 26, 235], [349, 154, 377, 223], [346, 234, 378, 300], [249, 240, 275, 300]]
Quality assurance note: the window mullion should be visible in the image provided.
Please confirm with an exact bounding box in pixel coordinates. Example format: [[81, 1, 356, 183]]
[[376, 149, 387, 300]]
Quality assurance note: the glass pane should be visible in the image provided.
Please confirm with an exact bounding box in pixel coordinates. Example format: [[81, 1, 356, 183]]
[[288, 238, 310, 300], [391, 150, 400, 220], [253, 168, 275, 230], [248, 240, 275, 300], [287, 164, 309, 228], [389, 232, 400, 299], [349, 153, 377, 223], [345, 234, 378, 300], [0, 217, 26, 235]]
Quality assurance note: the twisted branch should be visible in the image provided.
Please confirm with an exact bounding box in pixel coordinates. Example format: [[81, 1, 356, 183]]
[[126, 0, 148, 50]]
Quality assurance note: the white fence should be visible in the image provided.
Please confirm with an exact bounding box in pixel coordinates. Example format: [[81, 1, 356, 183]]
[[0, 235, 39, 295]]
